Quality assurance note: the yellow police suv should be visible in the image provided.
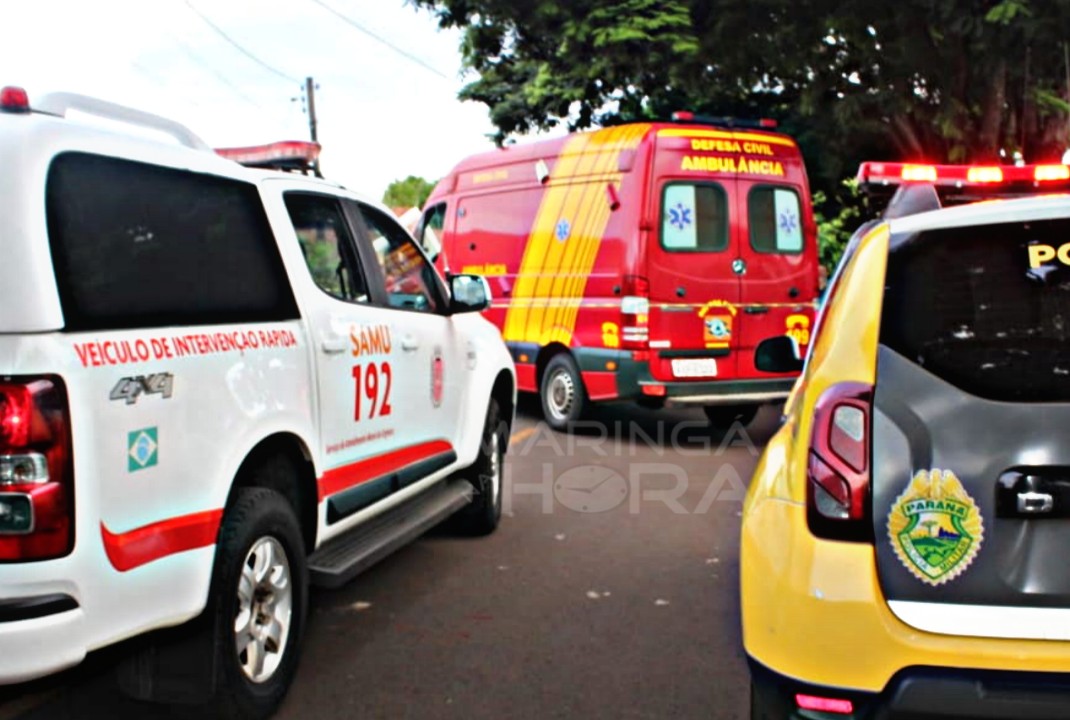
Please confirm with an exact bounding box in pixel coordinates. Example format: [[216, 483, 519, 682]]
[[742, 161, 1070, 719]]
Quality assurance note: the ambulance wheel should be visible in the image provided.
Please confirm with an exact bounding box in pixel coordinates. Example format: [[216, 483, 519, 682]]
[[541, 353, 588, 431], [451, 397, 507, 535], [703, 403, 759, 429], [205, 486, 308, 720]]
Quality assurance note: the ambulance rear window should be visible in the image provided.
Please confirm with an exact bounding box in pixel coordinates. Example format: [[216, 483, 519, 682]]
[[749, 186, 803, 254], [660, 182, 728, 252], [881, 218, 1070, 402]]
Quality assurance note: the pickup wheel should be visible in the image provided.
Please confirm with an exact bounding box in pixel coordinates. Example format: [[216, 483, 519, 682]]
[[206, 486, 308, 720], [451, 397, 507, 536], [541, 353, 588, 431], [703, 403, 759, 429]]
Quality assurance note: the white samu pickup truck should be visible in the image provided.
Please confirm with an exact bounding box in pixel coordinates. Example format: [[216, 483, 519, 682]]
[[0, 86, 514, 719]]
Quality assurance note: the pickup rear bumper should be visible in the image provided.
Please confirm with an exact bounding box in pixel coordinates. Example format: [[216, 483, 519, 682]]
[[0, 594, 85, 684]]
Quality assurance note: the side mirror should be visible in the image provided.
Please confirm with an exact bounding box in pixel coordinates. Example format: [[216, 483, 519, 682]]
[[449, 274, 491, 313], [755, 335, 805, 374]]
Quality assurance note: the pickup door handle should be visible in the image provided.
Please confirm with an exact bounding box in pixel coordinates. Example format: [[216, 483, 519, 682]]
[[401, 335, 420, 352], [744, 305, 770, 315], [321, 335, 348, 355]]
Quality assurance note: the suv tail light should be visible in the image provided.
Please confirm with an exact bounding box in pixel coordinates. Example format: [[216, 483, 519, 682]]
[[807, 382, 872, 542], [620, 274, 649, 350], [0, 377, 74, 561]]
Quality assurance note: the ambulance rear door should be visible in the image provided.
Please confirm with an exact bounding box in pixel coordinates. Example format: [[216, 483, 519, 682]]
[[733, 136, 819, 380], [646, 129, 741, 383]]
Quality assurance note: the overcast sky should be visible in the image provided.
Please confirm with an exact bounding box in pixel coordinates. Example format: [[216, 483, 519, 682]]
[[3, 0, 503, 201]]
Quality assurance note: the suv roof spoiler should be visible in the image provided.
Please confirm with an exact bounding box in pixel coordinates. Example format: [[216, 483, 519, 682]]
[[858, 161, 1070, 218], [35, 92, 210, 151]]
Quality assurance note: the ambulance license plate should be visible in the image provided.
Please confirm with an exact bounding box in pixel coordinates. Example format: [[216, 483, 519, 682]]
[[671, 358, 718, 378]]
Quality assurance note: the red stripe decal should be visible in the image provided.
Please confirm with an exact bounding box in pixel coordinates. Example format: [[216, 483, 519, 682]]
[[101, 509, 224, 573], [318, 439, 454, 501]]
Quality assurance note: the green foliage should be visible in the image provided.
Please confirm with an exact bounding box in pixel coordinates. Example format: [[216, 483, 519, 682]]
[[813, 179, 870, 275], [411, 0, 1070, 185], [383, 175, 436, 209]]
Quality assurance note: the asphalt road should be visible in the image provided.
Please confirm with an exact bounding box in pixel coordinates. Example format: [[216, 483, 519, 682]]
[[0, 398, 780, 720]]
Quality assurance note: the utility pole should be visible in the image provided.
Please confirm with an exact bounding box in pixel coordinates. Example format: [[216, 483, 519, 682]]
[[304, 76, 321, 177]]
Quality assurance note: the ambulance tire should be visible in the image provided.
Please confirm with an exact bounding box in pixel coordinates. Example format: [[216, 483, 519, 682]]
[[204, 486, 309, 720], [703, 403, 759, 430], [450, 397, 507, 536], [541, 353, 588, 431]]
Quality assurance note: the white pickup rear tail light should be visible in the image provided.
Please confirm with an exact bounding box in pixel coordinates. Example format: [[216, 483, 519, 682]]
[[0, 377, 74, 559]]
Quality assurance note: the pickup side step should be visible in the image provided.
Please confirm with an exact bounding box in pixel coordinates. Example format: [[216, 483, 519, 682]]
[[308, 480, 473, 589]]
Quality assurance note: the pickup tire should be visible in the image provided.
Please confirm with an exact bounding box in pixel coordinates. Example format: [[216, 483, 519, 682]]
[[541, 353, 588, 431], [205, 486, 308, 720], [451, 397, 507, 536]]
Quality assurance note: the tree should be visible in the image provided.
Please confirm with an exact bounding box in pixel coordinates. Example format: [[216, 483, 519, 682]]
[[383, 175, 436, 208], [410, 0, 1070, 177]]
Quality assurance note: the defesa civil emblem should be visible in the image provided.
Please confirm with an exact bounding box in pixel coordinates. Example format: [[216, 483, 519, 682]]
[[887, 469, 984, 586]]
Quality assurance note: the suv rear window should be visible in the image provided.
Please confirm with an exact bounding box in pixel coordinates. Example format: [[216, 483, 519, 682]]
[[46, 153, 298, 331], [882, 218, 1070, 402]]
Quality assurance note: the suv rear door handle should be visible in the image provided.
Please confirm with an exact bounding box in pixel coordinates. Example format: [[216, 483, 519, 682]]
[[1018, 491, 1055, 514], [401, 335, 420, 352]]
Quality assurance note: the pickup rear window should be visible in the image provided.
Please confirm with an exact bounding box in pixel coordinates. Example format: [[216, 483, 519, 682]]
[[46, 153, 298, 331], [881, 218, 1070, 402]]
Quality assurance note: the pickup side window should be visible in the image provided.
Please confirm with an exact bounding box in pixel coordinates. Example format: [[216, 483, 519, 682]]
[[46, 152, 298, 330], [284, 193, 369, 303], [660, 182, 729, 252], [354, 203, 443, 314], [749, 186, 804, 254]]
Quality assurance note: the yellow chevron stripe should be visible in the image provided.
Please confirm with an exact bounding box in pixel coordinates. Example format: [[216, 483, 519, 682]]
[[502, 125, 653, 345], [526, 133, 606, 343], [560, 124, 651, 337], [541, 126, 628, 343], [502, 133, 590, 341]]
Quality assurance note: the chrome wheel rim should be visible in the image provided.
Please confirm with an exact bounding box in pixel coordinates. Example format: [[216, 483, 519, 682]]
[[546, 369, 575, 422], [234, 536, 293, 684]]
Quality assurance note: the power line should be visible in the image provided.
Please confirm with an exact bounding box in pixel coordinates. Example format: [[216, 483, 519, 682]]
[[169, 34, 265, 110], [307, 0, 451, 81], [183, 0, 301, 85], [130, 61, 205, 109]]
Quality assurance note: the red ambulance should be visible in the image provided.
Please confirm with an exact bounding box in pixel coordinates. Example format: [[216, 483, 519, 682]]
[[419, 114, 820, 430]]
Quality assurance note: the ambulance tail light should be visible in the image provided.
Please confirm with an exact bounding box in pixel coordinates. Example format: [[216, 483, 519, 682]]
[[0, 377, 74, 561], [620, 275, 649, 349], [806, 382, 872, 543]]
